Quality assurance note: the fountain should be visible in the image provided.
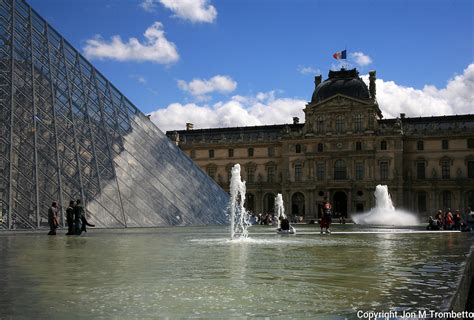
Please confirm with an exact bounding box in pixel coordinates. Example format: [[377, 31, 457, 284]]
[[352, 185, 419, 226], [228, 164, 251, 239], [274, 193, 286, 228]]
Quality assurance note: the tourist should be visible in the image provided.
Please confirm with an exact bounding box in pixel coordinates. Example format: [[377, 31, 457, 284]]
[[435, 210, 443, 227], [279, 217, 290, 231], [444, 209, 454, 230], [320, 197, 332, 234], [47, 201, 59, 235], [73, 199, 84, 235], [454, 210, 462, 230], [65, 200, 75, 235], [466, 207, 474, 229], [427, 216, 440, 230]]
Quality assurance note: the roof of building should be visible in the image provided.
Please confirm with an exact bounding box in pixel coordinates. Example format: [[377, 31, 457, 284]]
[[166, 114, 474, 142], [311, 68, 370, 103]]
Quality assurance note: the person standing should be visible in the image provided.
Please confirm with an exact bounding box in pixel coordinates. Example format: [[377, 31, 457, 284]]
[[65, 200, 75, 235], [47, 201, 59, 235], [320, 197, 332, 234], [444, 209, 454, 230], [73, 199, 84, 235]]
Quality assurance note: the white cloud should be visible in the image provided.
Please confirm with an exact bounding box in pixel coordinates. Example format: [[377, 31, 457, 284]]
[[297, 65, 320, 75], [140, 0, 217, 23], [149, 92, 306, 131], [140, 0, 157, 12], [363, 63, 474, 118], [351, 52, 372, 66], [83, 22, 179, 64], [177, 75, 237, 99], [151, 64, 473, 132]]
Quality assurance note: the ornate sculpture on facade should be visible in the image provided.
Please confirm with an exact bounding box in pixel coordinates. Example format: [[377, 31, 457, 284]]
[[369, 70, 376, 100]]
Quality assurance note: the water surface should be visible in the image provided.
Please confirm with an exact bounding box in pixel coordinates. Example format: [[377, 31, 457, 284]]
[[0, 225, 471, 319]]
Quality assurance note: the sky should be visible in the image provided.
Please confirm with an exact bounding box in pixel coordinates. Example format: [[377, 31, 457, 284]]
[[28, 0, 473, 132]]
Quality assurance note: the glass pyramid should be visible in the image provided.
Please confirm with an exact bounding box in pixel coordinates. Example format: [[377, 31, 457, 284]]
[[0, 0, 229, 229]]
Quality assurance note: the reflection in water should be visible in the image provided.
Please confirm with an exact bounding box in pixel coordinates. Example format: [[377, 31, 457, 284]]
[[0, 225, 471, 319]]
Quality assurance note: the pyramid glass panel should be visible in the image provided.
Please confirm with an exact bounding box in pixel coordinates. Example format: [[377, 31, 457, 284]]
[[0, 0, 228, 230]]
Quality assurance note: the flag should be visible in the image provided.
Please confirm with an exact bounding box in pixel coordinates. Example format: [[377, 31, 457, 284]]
[[333, 50, 347, 60]]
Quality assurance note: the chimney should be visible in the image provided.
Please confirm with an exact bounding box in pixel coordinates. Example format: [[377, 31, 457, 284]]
[[293, 117, 299, 124], [186, 123, 193, 131], [314, 75, 322, 88], [369, 70, 376, 99]]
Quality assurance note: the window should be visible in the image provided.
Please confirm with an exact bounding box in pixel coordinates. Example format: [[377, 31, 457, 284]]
[[227, 167, 232, 182], [468, 138, 474, 149], [317, 143, 323, 152], [246, 166, 255, 182], [441, 160, 450, 179], [417, 141, 424, 151], [190, 150, 196, 159], [316, 116, 324, 133], [295, 144, 301, 153], [442, 191, 452, 209], [268, 146, 275, 157], [468, 161, 474, 179], [295, 164, 302, 181], [380, 141, 387, 150], [316, 163, 325, 181], [355, 163, 364, 180], [335, 115, 345, 133], [380, 161, 389, 180], [356, 141, 362, 151], [442, 140, 449, 150], [334, 159, 346, 180], [418, 192, 427, 213], [228, 148, 234, 157], [248, 148, 254, 157], [206, 167, 216, 180], [354, 114, 363, 132], [267, 166, 275, 183], [209, 149, 214, 158], [417, 162, 425, 179]]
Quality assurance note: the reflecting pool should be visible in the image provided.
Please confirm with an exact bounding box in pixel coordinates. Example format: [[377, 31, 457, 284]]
[[0, 225, 472, 319]]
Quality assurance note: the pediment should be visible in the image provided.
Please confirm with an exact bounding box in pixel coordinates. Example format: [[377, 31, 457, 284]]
[[306, 94, 371, 110]]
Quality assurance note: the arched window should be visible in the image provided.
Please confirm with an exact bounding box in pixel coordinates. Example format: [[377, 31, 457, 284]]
[[267, 166, 275, 183], [441, 160, 450, 179], [335, 115, 345, 133], [417, 191, 427, 213], [244, 193, 255, 213], [441, 191, 452, 209], [317, 143, 324, 152], [206, 165, 217, 180], [316, 116, 324, 133], [354, 114, 363, 132], [334, 159, 346, 180], [295, 164, 302, 181], [292, 192, 305, 216]]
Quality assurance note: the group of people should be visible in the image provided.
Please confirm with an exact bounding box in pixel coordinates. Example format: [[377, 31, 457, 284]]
[[48, 199, 94, 236], [427, 207, 473, 231]]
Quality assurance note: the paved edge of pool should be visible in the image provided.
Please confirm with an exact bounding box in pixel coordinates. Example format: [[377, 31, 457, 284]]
[[441, 245, 474, 311]]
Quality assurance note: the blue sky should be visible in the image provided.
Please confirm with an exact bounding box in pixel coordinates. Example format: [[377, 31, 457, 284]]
[[28, 0, 473, 131]]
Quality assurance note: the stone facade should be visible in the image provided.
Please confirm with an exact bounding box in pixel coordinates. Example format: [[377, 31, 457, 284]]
[[166, 68, 474, 221]]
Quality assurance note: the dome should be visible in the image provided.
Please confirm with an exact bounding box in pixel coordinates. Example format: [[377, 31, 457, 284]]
[[311, 68, 370, 103]]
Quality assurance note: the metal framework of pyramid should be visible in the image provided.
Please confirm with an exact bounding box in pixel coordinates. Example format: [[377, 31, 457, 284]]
[[0, 0, 228, 229]]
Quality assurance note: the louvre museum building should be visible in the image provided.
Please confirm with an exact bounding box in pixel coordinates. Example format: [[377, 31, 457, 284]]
[[168, 68, 474, 221]]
